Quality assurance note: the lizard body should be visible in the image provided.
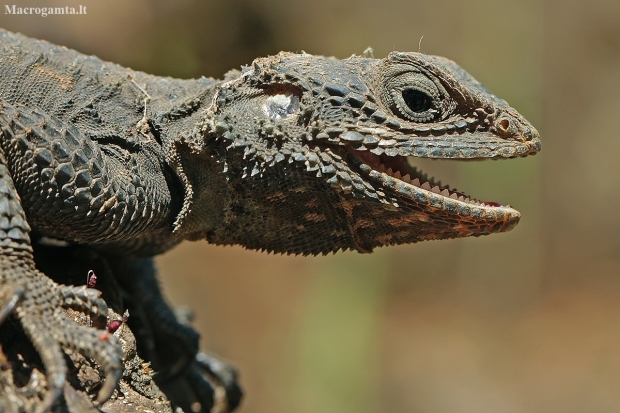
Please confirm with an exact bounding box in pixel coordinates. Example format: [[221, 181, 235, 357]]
[[0, 29, 539, 412]]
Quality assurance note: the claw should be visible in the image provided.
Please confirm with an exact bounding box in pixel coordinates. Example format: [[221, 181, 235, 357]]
[[97, 364, 123, 403], [64, 383, 100, 413], [29, 332, 67, 413], [0, 286, 24, 324], [36, 387, 63, 413]]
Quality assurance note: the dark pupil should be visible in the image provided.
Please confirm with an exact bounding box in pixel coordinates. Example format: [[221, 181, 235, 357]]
[[402, 89, 431, 113]]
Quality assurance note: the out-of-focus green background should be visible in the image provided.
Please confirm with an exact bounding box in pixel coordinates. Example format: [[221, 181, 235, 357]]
[[2, 0, 620, 412]]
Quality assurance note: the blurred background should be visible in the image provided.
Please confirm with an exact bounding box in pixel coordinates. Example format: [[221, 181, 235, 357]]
[[2, 0, 620, 412]]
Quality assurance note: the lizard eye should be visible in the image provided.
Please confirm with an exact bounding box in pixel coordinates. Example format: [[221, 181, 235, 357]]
[[381, 68, 441, 123], [402, 89, 432, 113]]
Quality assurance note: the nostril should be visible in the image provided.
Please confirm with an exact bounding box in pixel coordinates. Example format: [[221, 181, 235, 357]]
[[499, 119, 510, 132]]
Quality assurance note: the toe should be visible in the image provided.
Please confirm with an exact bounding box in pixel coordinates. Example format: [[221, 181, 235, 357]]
[[20, 312, 67, 413], [53, 311, 124, 403], [58, 284, 109, 324], [194, 352, 243, 412]]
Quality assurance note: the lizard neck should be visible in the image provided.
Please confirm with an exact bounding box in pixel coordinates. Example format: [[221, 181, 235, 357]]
[[164, 133, 232, 242], [153, 81, 233, 243]]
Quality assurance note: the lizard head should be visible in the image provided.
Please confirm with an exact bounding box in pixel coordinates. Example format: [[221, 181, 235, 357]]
[[198, 51, 540, 254]]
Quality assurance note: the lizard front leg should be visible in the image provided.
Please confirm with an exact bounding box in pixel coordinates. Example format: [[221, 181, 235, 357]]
[[0, 121, 123, 412]]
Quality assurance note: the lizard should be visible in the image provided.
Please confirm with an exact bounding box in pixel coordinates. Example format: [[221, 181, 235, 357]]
[[0, 28, 540, 412]]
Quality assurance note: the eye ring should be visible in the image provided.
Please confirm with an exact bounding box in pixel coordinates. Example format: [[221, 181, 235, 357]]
[[378, 64, 447, 123]]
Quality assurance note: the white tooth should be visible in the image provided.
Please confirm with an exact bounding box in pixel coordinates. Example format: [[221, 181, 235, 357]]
[[441, 189, 450, 197], [412, 178, 421, 187], [402, 174, 411, 183], [386, 167, 393, 176], [431, 186, 441, 194], [450, 193, 458, 199], [421, 182, 431, 190], [464, 197, 470, 203], [394, 171, 402, 179], [378, 164, 385, 172]]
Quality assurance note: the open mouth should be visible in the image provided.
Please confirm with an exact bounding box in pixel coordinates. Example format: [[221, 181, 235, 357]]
[[347, 148, 504, 208]]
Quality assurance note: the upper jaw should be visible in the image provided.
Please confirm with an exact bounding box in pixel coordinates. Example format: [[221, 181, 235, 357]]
[[307, 109, 541, 160]]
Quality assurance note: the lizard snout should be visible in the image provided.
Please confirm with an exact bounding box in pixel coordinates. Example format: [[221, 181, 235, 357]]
[[494, 114, 539, 145]]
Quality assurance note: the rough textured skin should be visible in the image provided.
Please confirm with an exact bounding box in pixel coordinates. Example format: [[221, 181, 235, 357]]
[[0, 29, 539, 412]]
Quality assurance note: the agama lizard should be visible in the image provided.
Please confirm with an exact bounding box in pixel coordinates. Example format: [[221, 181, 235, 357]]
[[0, 29, 540, 412]]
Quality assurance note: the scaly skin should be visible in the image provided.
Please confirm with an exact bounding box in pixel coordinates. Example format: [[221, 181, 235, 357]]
[[0, 29, 539, 412]]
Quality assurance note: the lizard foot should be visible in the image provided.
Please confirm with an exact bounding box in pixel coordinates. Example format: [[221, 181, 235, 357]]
[[0, 262, 124, 412], [159, 352, 242, 413], [192, 352, 243, 413]]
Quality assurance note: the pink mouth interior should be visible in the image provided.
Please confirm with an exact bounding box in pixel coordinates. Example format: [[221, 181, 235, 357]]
[[349, 148, 503, 207]]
